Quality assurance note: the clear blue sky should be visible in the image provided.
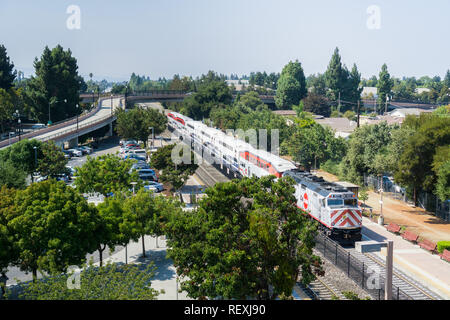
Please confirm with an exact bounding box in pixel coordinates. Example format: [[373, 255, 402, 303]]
[[1, 0, 449, 81]]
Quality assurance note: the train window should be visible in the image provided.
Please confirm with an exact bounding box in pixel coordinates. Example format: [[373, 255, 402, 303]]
[[300, 184, 306, 189], [344, 199, 357, 207], [327, 199, 344, 207]]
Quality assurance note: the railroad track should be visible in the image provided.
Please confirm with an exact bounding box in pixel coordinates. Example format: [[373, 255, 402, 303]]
[[348, 248, 443, 300], [297, 277, 346, 300]]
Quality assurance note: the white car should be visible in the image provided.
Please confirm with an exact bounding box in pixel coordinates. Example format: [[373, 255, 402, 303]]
[[79, 146, 93, 154], [68, 148, 83, 157]]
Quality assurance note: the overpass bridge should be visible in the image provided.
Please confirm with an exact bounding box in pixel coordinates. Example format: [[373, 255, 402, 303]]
[[0, 96, 124, 150], [81, 91, 276, 105], [1, 90, 275, 150]]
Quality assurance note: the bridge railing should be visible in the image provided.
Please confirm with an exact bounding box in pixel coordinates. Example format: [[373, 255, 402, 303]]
[[41, 114, 115, 142]]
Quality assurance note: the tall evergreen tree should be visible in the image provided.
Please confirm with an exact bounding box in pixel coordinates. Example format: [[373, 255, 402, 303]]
[[376, 64, 394, 109], [325, 47, 346, 103], [346, 64, 363, 109], [444, 69, 450, 88], [275, 60, 307, 108], [0, 44, 16, 90], [26, 45, 81, 124]]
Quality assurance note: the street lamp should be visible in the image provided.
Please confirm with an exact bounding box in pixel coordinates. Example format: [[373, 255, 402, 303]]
[[76, 104, 79, 133], [148, 127, 154, 148], [33, 146, 38, 183], [13, 110, 21, 141]]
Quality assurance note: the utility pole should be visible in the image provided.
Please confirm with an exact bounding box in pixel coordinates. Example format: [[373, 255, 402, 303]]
[[385, 240, 393, 300], [357, 100, 360, 128], [338, 91, 341, 114], [385, 95, 388, 115]]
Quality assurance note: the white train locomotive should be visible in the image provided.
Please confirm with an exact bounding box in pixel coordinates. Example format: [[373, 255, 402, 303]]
[[167, 111, 362, 242]]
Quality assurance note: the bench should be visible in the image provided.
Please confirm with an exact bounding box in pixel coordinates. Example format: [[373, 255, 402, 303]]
[[440, 249, 450, 263], [401, 230, 419, 243], [419, 239, 437, 253], [386, 223, 401, 234]]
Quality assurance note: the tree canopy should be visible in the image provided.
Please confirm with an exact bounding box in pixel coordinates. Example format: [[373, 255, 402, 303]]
[[165, 176, 322, 300], [275, 60, 307, 109], [25, 45, 81, 124], [74, 154, 140, 196], [115, 106, 167, 146]]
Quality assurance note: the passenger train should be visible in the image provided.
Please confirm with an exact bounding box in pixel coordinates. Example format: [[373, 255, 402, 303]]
[[167, 111, 362, 242]]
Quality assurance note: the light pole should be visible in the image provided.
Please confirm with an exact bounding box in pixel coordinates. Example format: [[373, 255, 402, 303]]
[[76, 104, 79, 133], [378, 175, 384, 225], [149, 127, 154, 148], [13, 110, 21, 141], [126, 181, 138, 265], [33, 146, 37, 183]]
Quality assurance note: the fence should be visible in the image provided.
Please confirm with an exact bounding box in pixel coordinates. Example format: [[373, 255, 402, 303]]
[[363, 174, 450, 222], [314, 233, 412, 300]]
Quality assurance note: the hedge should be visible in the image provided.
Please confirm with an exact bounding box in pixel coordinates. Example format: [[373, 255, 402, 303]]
[[437, 241, 450, 254]]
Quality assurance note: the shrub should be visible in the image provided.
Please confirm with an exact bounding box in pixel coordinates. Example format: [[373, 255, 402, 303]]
[[437, 241, 450, 254]]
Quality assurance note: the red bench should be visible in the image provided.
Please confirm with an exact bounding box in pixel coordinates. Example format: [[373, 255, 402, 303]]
[[419, 239, 437, 253], [401, 230, 419, 243], [440, 249, 450, 263], [386, 223, 401, 234]]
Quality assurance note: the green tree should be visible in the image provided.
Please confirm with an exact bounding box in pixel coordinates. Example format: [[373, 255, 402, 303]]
[[14, 262, 159, 300], [36, 141, 68, 178], [93, 197, 127, 266], [164, 176, 322, 300], [0, 161, 27, 189], [275, 60, 307, 108], [74, 154, 140, 196], [0, 88, 16, 134], [122, 189, 158, 257], [151, 144, 198, 191], [394, 114, 450, 204], [0, 44, 16, 90], [26, 45, 81, 123], [444, 70, 450, 88], [115, 106, 167, 146], [182, 71, 232, 120], [435, 160, 450, 202], [9, 180, 101, 279], [0, 187, 18, 277], [0, 139, 42, 176], [325, 47, 346, 103], [376, 64, 394, 109], [301, 93, 331, 117], [282, 123, 346, 171], [237, 91, 264, 110]]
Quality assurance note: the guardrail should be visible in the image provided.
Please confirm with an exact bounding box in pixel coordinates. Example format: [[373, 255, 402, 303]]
[[0, 96, 120, 149]]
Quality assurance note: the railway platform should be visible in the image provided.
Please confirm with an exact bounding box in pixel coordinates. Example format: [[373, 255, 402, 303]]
[[361, 217, 450, 299]]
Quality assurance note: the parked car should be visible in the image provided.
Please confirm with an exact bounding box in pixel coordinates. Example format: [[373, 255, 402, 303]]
[[62, 150, 72, 159], [68, 148, 83, 157], [131, 161, 150, 171], [124, 154, 146, 162], [79, 146, 93, 154], [31, 123, 47, 130], [55, 174, 70, 183], [65, 166, 77, 180], [120, 139, 138, 147], [144, 181, 164, 193]]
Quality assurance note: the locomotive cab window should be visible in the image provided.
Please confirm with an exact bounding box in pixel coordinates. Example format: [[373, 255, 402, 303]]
[[327, 199, 344, 207], [344, 199, 357, 207]]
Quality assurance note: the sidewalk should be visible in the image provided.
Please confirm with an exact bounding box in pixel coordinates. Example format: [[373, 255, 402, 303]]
[[362, 217, 450, 299], [96, 235, 192, 300], [315, 170, 450, 243]]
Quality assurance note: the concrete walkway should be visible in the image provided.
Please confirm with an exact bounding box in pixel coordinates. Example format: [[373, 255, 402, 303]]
[[96, 235, 192, 300], [362, 217, 450, 299]]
